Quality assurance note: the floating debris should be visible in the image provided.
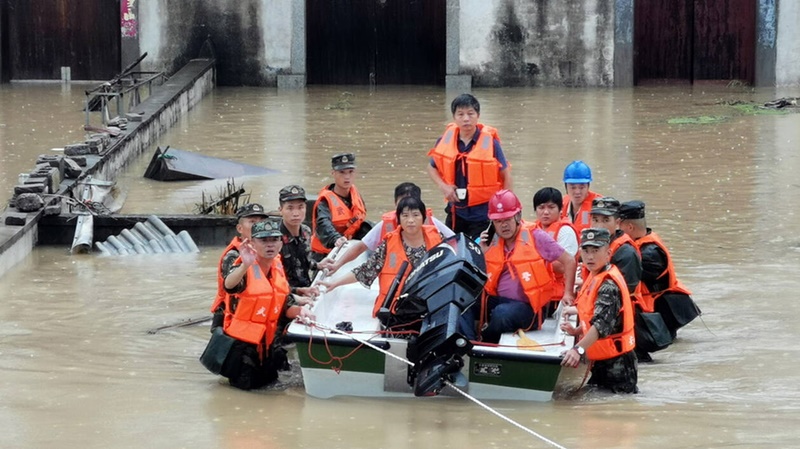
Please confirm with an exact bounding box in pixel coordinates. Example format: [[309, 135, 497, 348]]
[[667, 116, 729, 125], [195, 178, 250, 215]]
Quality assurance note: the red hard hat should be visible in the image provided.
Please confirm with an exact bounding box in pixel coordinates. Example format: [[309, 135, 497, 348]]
[[488, 189, 522, 220]]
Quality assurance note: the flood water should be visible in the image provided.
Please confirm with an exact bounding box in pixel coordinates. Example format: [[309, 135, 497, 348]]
[[2, 81, 800, 449]]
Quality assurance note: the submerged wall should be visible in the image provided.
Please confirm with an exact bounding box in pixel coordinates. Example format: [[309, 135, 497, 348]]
[[459, 0, 615, 87], [776, 0, 800, 85], [138, 0, 296, 86]]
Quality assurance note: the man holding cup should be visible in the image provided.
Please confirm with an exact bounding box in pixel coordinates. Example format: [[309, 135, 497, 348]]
[[427, 93, 512, 240]]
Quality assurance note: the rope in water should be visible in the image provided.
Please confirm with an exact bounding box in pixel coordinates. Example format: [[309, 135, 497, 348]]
[[305, 320, 569, 449]]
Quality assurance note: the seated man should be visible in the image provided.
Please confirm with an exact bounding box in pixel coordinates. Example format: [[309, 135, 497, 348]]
[[476, 190, 576, 343], [618, 200, 701, 340], [218, 218, 313, 390], [310, 153, 370, 261], [319, 182, 453, 275], [561, 228, 638, 394], [532, 187, 579, 313], [560, 160, 603, 234]]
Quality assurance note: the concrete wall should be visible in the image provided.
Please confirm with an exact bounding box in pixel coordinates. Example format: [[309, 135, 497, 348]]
[[776, 0, 800, 85], [458, 0, 615, 87], [138, 0, 296, 86]]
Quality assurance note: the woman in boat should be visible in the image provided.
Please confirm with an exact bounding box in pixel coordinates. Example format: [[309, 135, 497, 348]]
[[319, 196, 443, 317]]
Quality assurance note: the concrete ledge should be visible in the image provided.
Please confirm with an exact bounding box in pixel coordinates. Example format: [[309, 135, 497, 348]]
[[0, 59, 216, 278], [446, 75, 472, 92], [277, 74, 306, 89]]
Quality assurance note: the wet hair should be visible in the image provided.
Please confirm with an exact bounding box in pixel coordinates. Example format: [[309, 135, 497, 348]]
[[533, 187, 563, 211], [395, 196, 426, 223], [450, 93, 480, 115], [394, 182, 422, 202]]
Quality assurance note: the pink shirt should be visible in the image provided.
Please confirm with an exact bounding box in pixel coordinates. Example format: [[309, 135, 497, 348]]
[[496, 228, 564, 301]]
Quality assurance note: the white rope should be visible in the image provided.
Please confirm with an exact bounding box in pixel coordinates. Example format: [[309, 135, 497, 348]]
[[302, 320, 569, 449]]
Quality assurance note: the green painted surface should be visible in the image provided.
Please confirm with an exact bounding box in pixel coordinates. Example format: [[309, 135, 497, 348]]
[[469, 357, 562, 391], [295, 342, 385, 374]]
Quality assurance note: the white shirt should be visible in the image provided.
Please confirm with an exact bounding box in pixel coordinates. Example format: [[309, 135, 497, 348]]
[[361, 216, 455, 251]]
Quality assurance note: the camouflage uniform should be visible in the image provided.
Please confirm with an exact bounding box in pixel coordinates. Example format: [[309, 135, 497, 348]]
[[279, 221, 316, 291], [586, 273, 638, 394]]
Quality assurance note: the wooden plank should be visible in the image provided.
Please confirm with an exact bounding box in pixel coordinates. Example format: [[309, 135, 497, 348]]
[[634, 0, 693, 83], [693, 0, 756, 84]]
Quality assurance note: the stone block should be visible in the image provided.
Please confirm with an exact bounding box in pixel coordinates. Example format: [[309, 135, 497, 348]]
[[67, 155, 87, 167], [4, 212, 27, 226], [126, 112, 144, 122], [43, 204, 62, 216], [65, 143, 92, 156], [16, 193, 44, 212], [63, 157, 83, 178], [86, 138, 103, 154], [14, 183, 46, 195], [36, 154, 63, 166]]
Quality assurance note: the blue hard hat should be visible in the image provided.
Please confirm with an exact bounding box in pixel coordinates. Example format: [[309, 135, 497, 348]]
[[563, 160, 592, 183]]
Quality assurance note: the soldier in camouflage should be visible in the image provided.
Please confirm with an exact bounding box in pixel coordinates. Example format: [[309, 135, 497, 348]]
[[278, 185, 319, 303]]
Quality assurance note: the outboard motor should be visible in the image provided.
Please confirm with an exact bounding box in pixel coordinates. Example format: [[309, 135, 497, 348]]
[[384, 234, 487, 397]]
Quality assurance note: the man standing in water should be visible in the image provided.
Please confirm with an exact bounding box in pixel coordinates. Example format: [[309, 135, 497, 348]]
[[310, 153, 370, 261], [561, 160, 603, 234], [618, 200, 700, 341], [561, 228, 638, 394], [220, 218, 313, 390], [277, 185, 319, 301], [427, 93, 512, 240], [210, 203, 268, 332]]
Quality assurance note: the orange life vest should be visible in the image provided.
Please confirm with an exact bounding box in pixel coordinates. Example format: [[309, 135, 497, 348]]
[[536, 219, 578, 301], [576, 265, 636, 361], [483, 223, 555, 325], [427, 123, 504, 207], [373, 225, 442, 317], [560, 190, 602, 234], [310, 185, 367, 254], [223, 258, 290, 353], [578, 232, 643, 305], [633, 231, 692, 313], [210, 236, 242, 314], [378, 208, 435, 240]]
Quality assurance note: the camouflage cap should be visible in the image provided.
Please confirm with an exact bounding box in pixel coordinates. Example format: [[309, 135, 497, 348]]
[[251, 217, 282, 238], [236, 203, 268, 219], [580, 227, 611, 248], [591, 196, 621, 216], [332, 153, 356, 170], [618, 200, 646, 220], [279, 185, 306, 203]]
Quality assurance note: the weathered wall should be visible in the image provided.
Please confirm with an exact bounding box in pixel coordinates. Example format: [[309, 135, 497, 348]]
[[776, 0, 800, 85], [459, 0, 615, 87], [139, 0, 293, 85]]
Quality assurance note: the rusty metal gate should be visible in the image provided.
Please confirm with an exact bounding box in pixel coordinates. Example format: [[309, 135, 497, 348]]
[[635, 0, 756, 84]]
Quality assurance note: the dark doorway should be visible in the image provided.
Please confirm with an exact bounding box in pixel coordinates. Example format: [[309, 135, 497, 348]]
[[7, 0, 120, 80], [306, 0, 445, 85], [634, 0, 755, 85]]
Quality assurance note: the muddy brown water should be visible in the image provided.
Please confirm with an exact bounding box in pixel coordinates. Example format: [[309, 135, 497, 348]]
[[2, 82, 800, 448]]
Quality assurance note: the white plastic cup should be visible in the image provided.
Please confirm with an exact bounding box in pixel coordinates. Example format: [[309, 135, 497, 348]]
[[456, 188, 467, 201]]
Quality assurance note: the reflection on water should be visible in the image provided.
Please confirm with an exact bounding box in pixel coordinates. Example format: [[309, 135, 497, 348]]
[[2, 83, 800, 448]]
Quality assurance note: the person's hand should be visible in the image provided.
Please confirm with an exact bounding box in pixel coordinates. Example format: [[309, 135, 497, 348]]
[[239, 239, 257, 266], [561, 347, 581, 367], [478, 230, 490, 251], [560, 321, 580, 336], [440, 184, 458, 203], [560, 292, 576, 307], [561, 305, 578, 317], [297, 306, 315, 323], [294, 295, 315, 307], [317, 258, 338, 275], [317, 280, 337, 293], [334, 236, 347, 248], [297, 286, 320, 298]]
